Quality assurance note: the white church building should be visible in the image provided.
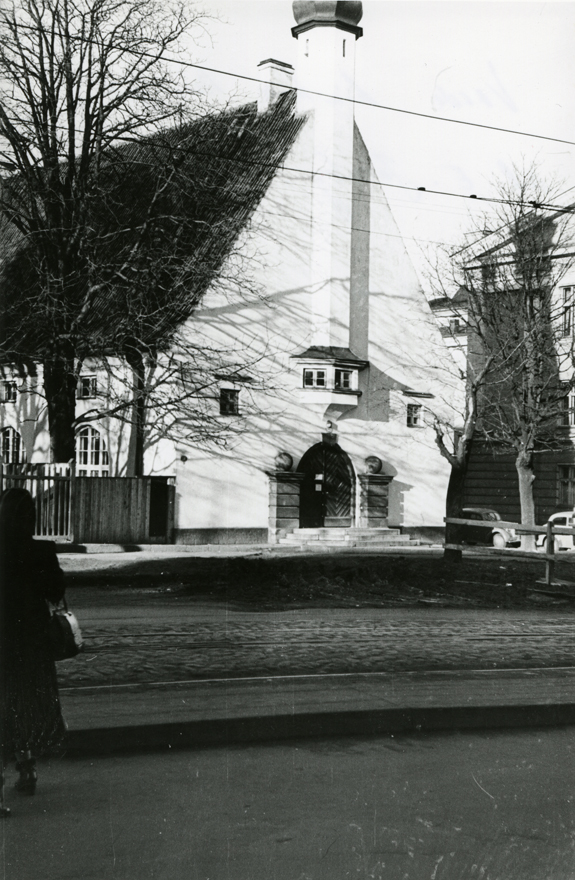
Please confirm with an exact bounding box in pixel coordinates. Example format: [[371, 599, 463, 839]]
[[0, 1, 461, 545]]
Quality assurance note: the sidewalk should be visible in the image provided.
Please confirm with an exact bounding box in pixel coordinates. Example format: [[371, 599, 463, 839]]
[[61, 666, 575, 755], [54, 543, 575, 753]]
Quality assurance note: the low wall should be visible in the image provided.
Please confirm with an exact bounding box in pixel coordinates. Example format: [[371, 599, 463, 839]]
[[174, 528, 268, 545]]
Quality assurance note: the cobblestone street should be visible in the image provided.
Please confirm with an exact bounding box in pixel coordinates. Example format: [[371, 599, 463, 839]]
[[58, 589, 575, 687]]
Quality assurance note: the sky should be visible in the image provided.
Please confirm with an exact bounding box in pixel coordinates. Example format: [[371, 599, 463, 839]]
[[188, 1, 575, 285]]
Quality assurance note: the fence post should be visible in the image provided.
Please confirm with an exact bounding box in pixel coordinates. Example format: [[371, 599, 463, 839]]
[[68, 459, 76, 543], [546, 519, 555, 587]]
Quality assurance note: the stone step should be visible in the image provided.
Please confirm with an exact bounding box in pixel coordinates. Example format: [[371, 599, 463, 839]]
[[352, 534, 413, 544], [278, 527, 415, 549], [288, 528, 401, 539], [301, 539, 416, 551]]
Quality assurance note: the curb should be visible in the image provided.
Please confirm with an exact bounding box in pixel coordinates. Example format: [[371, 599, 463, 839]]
[[65, 702, 575, 756], [61, 667, 575, 755]]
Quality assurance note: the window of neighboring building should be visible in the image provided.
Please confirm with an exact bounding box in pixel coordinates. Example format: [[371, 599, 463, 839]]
[[334, 369, 352, 390], [449, 318, 462, 334], [1, 426, 23, 463], [303, 369, 326, 388], [558, 465, 575, 506], [560, 387, 575, 426], [562, 287, 573, 337], [406, 403, 422, 427], [78, 375, 98, 399], [219, 388, 239, 415], [1, 381, 17, 403], [76, 426, 109, 476]]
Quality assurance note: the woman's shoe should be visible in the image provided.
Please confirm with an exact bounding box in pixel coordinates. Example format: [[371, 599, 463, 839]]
[[14, 760, 37, 795], [0, 773, 10, 816]]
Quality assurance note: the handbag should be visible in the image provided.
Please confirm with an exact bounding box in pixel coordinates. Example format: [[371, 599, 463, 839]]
[[48, 600, 84, 661]]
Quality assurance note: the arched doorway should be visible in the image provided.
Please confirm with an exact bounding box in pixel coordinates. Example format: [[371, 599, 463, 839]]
[[297, 440, 355, 528]]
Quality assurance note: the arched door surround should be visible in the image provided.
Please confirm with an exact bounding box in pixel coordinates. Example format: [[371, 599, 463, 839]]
[[297, 439, 355, 528]]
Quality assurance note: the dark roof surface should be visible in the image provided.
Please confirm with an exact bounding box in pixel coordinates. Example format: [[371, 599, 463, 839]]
[[291, 346, 368, 365], [0, 92, 305, 362]]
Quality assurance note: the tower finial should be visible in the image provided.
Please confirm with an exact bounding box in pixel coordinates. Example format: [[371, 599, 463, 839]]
[[292, 2, 363, 38]]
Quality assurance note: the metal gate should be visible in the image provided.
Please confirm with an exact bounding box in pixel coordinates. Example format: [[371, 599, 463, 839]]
[[0, 462, 73, 539]]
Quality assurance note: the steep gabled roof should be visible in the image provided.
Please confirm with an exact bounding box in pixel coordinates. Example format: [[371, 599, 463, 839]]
[[0, 91, 305, 361]]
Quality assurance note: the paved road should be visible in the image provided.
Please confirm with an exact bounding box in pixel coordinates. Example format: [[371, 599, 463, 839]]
[[59, 588, 575, 688], [2, 726, 575, 880]]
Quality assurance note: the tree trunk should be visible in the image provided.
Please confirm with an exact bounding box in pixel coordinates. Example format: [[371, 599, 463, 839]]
[[126, 352, 146, 477], [515, 448, 536, 551], [43, 354, 78, 463], [443, 460, 468, 562]]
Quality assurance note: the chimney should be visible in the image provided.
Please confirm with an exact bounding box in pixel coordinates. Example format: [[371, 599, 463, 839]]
[[257, 59, 295, 113]]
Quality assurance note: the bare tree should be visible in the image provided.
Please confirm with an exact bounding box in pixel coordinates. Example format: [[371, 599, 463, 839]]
[[0, 0, 209, 461], [0, 0, 304, 471], [432, 164, 575, 551]]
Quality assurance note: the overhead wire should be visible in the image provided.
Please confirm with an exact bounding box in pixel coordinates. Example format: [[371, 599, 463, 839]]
[[2, 15, 574, 148], [181, 59, 575, 149], [1, 20, 575, 221]]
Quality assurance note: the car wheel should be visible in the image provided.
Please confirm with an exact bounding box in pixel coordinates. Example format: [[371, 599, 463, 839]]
[[492, 533, 506, 549]]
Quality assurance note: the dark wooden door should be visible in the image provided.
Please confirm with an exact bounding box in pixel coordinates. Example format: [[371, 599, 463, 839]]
[[298, 441, 355, 528]]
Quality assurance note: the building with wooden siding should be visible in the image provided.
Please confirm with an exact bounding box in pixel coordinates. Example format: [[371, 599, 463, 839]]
[[430, 206, 575, 528]]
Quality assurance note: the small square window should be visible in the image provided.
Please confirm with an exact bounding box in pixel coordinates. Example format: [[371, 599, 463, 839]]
[[220, 388, 239, 415], [78, 376, 98, 399], [407, 403, 422, 427], [335, 369, 352, 390], [2, 381, 17, 403], [303, 369, 326, 388]]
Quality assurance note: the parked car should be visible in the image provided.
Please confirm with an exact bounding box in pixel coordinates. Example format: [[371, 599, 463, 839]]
[[461, 507, 520, 548], [535, 512, 575, 552]]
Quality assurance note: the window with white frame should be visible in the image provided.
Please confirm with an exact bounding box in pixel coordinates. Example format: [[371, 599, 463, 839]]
[[1, 380, 17, 403], [75, 426, 109, 476], [334, 369, 352, 390], [558, 465, 575, 506], [303, 369, 326, 388], [406, 403, 422, 427], [78, 375, 98, 399], [562, 287, 573, 337], [1, 426, 23, 463]]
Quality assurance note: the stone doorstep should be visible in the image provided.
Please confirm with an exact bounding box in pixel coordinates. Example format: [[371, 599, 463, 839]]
[[278, 528, 413, 548], [290, 528, 401, 536]]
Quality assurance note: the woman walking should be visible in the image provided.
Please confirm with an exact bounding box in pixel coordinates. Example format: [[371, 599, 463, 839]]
[[0, 487, 67, 816]]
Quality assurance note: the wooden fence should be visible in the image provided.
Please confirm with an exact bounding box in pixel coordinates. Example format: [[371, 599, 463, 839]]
[[0, 463, 175, 544], [445, 516, 575, 587]]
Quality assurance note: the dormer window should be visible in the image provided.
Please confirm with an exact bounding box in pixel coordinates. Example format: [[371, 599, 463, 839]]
[[303, 369, 326, 388], [302, 367, 358, 391], [293, 347, 367, 408]]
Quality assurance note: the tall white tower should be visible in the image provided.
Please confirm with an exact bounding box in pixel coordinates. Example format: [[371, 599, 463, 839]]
[[292, 1, 363, 350]]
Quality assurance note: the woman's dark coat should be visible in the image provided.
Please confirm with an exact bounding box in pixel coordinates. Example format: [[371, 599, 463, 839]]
[[1, 536, 67, 761]]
